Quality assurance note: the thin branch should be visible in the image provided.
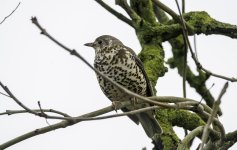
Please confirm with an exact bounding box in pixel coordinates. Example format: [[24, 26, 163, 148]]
[[95, 0, 133, 27], [152, 0, 192, 32], [175, 8, 237, 82], [0, 91, 11, 98], [189, 32, 237, 82], [0, 2, 21, 24], [0, 81, 41, 116], [175, 0, 187, 99], [0, 101, 125, 149], [149, 96, 212, 114], [201, 67, 237, 82], [200, 82, 228, 150], [0, 109, 71, 117], [74, 105, 159, 121], [178, 126, 204, 150], [0, 81, 72, 120], [182, 0, 185, 13], [37, 101, 47, 117], [0, 79, 159, 122], [115, 0, 140, 23], [195, 107, 225, 141], [1, 95, 213, 118], [152, 0, 180, 22]]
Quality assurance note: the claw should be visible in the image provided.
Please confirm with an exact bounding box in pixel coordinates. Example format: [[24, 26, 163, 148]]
[[112, 101, 122, 112]]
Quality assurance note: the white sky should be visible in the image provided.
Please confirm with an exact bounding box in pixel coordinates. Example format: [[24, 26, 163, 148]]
[[0, 0, 237, 150]]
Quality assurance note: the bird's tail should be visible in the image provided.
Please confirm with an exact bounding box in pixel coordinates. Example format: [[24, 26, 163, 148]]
[[137, 112, 163, 149]]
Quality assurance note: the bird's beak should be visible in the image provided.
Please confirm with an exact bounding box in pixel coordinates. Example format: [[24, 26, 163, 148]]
[[84, 42, 94, 47]]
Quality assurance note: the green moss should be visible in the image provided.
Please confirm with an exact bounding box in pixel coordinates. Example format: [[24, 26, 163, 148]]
[[136, 21, 181, 43], [155, 109, 180, 150], [154, 109, 205, 149], [138, 44, 167, 90], [169, 109, 205, 129], [183, 11, 213, 27]]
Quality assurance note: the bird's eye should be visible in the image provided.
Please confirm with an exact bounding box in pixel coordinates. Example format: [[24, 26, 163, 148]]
[[98, 40, 102, 44]]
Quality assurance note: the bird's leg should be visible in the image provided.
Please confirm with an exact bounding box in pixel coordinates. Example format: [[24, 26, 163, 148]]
[[112, 100, 122, 112], [131, 97, 139, 109]]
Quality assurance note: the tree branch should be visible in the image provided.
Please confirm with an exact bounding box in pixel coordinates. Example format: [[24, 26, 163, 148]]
[[95, 0, 133, 27], [169, 10, 237, 83], [1, 79, 223, 149], [0, 109, 71, 117], [200, 82, 228, 149], [0, 81, 72, 120], [221, 130, 237, 150], [153, 2, 220, 114], [115, 0, 141, 24], [0, 2, 21, 24], [0, 102, 124, 149], [178, 126, 204, 150]]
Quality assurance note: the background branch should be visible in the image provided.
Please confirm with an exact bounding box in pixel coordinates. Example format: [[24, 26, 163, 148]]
[[200, 82, 228, 149], [95, 0, 133, 27], [0, 109, 71, 117], [0, 2, 21, 24]]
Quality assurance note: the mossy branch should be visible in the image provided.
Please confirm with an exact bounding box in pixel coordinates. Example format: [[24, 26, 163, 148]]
[[220, 130, 237, 150], [136, 11, 237, 43]]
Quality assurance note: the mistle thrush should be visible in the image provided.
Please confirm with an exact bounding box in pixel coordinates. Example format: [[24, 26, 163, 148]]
[[85, 35, 162, 142]]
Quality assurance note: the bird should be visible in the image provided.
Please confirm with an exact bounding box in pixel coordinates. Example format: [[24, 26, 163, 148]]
[[84, 35, 163, 145]]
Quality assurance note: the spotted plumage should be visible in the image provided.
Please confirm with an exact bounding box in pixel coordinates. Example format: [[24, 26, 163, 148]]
[[85, 35, 162, 141]]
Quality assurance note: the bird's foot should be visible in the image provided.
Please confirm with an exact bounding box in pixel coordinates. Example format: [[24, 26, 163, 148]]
[[112, 101, 122, 112]]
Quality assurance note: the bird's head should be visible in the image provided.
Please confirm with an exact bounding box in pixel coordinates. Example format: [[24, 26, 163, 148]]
[[84, 35, 123, 53]]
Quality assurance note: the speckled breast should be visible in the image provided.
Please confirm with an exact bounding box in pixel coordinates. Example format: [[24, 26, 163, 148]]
[[94, 47, 147, 102]]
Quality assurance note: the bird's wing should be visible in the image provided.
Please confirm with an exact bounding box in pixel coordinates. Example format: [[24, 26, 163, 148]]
[[125, 46, 154, 96]]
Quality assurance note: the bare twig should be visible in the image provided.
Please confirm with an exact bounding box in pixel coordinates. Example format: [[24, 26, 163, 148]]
[[182, 0, 185, 13], [0, 91, 11, 98], [74, 105, 159, 121], [175, 0, 187, 99], [152, 0, 180, 23], [95, 0, 133, 27], [178, 15, 237, 82], [200, 82, 228, 150], [37, 101, 47, 117], [37, 101, 51, 125], [188, 33, 237, 81], [0, 109, 71, 117], [0, 81, 73, 121], [0, 81, 41, 116], [0, 2, 21, 24], [0, 101, 123, 149], [115, 0, 140, 23], [150, 96, 212, 113]]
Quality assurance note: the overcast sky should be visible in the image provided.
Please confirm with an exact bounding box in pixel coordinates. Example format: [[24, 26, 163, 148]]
[[0, 0, 237, 150]]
